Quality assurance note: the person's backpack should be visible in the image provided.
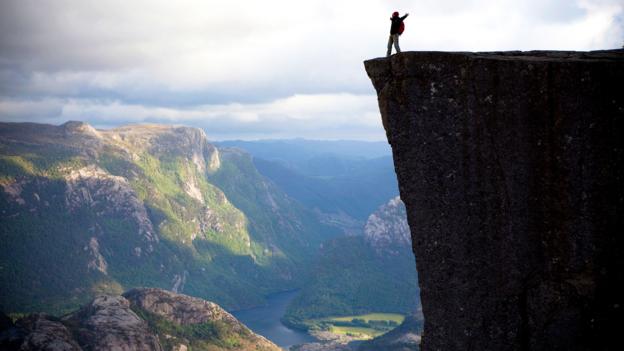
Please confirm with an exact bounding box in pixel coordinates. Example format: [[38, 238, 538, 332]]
[[398, 22, 405, 35]]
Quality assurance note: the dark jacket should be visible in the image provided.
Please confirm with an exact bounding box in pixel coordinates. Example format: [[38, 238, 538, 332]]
[[390, 14, 408, 35]]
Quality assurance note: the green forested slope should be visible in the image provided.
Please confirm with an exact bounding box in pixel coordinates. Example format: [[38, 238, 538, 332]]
[[220, 139, 399, 221], [0, 122, 335, 314], [283, 198, 419, 328]]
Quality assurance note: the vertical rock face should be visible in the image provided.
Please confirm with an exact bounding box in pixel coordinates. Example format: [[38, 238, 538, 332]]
[[364, 51, 624, 350]]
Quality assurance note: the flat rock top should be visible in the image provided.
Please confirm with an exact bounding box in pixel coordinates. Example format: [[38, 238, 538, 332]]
[[363, 50, 624, 96], [365, 49, 624, 71]]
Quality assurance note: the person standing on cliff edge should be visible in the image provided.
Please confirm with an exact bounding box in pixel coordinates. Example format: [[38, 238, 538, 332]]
[[387, 11, 409, 57]]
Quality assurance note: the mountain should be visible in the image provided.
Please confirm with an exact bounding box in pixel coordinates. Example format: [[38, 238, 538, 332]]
[[0, 288, 280, 351], [0, 122, 338, 315], [207, 147, 340, 267], [216, 139, 392, 173], [219, 139, 399, 221], [284, 197, 420, 327]]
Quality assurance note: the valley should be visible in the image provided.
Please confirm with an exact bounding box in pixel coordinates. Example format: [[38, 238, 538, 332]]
[[0, 122, 421, 350], [232, 290, 317, 349]]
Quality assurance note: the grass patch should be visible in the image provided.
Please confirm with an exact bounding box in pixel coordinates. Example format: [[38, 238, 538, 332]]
[[305, 313, 405, 340]]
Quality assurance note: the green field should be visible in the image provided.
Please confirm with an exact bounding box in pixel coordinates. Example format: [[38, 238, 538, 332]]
[[306, 313, 405, 340], [329, 313, 405, 324]]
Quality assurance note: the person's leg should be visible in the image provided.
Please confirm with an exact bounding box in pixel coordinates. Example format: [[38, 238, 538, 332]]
[[387, 35, 393, 57], [393, 34, 401, 53]]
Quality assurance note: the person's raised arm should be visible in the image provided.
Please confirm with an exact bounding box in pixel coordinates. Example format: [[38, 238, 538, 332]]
[[401, 13, 409, 20]]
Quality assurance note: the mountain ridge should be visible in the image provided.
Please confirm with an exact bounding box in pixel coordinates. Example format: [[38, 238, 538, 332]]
[[0, 121, 336, 314]]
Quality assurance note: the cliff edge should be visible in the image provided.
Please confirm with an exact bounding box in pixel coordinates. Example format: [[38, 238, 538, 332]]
[[364, 50, 624, 350]]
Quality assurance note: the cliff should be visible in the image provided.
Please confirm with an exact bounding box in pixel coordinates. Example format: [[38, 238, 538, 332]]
[[364, 51, 624, 350]]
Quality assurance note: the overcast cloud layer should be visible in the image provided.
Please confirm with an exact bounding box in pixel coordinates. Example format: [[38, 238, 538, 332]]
[[1, 0, 622, 140]]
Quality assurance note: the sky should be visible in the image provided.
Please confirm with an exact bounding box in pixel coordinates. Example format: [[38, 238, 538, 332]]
[[0, 0, 622, 141]]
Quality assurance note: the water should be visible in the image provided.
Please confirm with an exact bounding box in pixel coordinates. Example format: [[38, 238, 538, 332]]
[[231, 290, 317, 349]]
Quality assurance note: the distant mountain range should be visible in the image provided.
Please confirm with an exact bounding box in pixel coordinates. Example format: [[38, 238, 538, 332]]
[[0, 122, 416, 340], [219, 139, 399, 221], [0, 122, 339, 314], [217, 139, 392, 169]]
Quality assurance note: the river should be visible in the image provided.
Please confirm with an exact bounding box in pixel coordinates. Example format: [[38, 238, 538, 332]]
[[231, 290, 317, 350]]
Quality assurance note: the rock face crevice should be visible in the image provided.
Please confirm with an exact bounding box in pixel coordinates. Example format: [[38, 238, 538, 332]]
[[364, 51, 623, 350]]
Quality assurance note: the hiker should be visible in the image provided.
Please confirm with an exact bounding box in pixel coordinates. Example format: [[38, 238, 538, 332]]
[[387, 11, 409, 57]]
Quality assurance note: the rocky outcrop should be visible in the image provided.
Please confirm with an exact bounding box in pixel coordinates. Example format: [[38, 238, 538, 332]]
[[364, 196, 411, 253], [123, 288, 279, 350], [65, 165, 158, 246], [103, 125, 220, 173], [0, 298, 152, 351], [0, 289, 281, 351], [62, 121, 102, 140], [365, 51, 624, 350], [2, 313, 82, 351], [124, 288, 244, 326], [63, 295, 162, 351]]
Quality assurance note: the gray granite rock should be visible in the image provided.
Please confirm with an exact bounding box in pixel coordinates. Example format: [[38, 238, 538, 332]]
[[364, 196, 411, 253], [1, 288, 282, 351], [123, 288, 241, 327], [6, 313, 82, 351], [63, 295, 162, 351], [122, 288, 280, 351]]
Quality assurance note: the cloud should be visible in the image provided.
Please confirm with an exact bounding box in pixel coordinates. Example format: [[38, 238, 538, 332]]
[[0, 93, 384, 140], [0, 0, 622, 139]]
